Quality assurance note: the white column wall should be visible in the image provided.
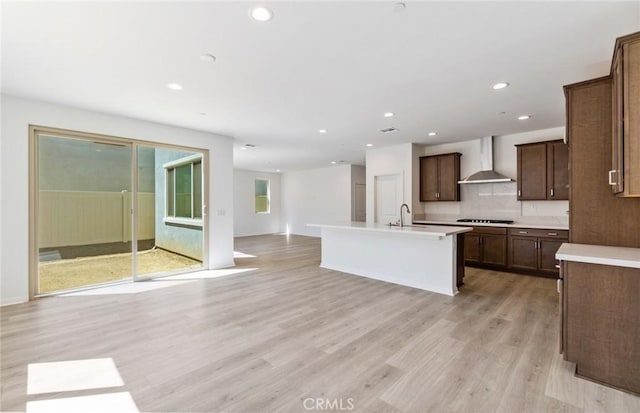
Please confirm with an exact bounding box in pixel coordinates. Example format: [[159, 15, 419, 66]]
[[281, 164, 352, 237], [233, 169, 282, 237]]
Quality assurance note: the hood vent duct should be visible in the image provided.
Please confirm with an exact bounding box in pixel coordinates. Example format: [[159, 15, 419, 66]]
[[458, 136, 514, 184]]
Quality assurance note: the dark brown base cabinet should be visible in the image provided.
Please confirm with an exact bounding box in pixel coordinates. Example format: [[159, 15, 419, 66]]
[[560, 261, 640, 395], [508, 228, 568, 277], [462, 226, 567, 277], [464, 227, 507, 268]]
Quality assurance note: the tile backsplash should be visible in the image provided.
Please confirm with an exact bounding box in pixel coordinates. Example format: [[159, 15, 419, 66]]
[[418, 182, 568, 226]]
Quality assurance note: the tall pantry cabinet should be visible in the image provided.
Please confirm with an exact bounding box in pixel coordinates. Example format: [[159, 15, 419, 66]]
[[561, 31, 640, 395]]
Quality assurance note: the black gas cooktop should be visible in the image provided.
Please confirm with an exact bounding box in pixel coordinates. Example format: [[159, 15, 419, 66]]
[[457, 218, 514, 224]]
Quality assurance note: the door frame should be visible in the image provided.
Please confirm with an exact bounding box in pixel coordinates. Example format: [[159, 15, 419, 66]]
[[373, 171, 405, 224], [28, 125, 210, 299]]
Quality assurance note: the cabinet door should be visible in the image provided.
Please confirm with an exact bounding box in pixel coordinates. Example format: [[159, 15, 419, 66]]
[[611, 47, 624, 194], [547, 141, 569, 200], [464, 233, 481, 263], [481, 234, 507, 267], [420, 156, 439, 201], [621, 40, 640, 197], [509, 236, 538, 271], [517, 143, 547, 200], [539, 238, 564, 275], [437, 153, 460, 201]]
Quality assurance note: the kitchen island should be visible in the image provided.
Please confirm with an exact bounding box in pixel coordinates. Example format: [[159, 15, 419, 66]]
[[307, 222, 472, 296]]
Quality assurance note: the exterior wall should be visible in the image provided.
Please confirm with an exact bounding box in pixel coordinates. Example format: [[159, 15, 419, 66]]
[[155, 148, 203, 260]]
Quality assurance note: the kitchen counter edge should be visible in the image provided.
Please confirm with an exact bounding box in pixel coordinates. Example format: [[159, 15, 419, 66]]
[[556, 243, 640, 269]]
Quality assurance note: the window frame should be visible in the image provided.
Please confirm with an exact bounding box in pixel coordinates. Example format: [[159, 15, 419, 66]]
[[163, 153, 203, 227]]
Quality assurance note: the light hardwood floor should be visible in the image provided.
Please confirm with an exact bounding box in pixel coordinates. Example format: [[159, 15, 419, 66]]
[[2, 234, 639, 412]]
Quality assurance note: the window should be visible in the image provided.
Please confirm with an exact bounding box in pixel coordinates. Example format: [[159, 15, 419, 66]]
[[164, 154, 203, 224], [255, 179, 270, 214]]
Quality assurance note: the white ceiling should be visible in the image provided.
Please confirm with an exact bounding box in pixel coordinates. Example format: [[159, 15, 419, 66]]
[[2, 1, 639, 172]]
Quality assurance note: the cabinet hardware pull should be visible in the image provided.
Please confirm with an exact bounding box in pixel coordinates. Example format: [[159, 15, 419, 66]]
[[548, 232, 557, 236], [557, 279, 562, 294], [518, 189, 521, 197], [608, 169, 618, 185], [519, 231, 528, 234], [551, 188, 554, 197]]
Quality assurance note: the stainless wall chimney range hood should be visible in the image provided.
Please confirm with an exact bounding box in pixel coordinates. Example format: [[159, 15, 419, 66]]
[[458, 136, 514, 184]]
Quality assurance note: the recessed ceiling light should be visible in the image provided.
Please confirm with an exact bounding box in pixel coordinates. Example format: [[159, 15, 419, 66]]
[[518, 115, 532, 120], [428, 132, 437, 136], [492, 82, 509, 90], [276, 169, 281, 172], [199, 54, 216, 63], [240, 147, 247, 150], [250, 6, 273, 22], [393, 2, 406, 12], [366, 143, 374, 147], [319, 129, 328, 134], [383, 112, 395, 118], [331, 161, 337, 164], [167, 83, 183, 91]]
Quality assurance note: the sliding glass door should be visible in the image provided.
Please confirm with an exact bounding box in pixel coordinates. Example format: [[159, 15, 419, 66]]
[[37, 135, 134, 293], [33, 128, 206, 295]]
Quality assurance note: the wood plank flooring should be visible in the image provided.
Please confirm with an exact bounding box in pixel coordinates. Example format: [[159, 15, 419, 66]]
[[1, 234, 639, 412]]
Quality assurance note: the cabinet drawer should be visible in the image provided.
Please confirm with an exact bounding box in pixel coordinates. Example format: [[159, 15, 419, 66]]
[[508, 228, 568, 238], [471, 226, 507, 235]]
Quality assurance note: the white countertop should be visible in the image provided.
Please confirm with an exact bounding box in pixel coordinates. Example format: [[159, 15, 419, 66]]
[[556, 243, 640, 269], [308, 222, 472, 239], [413, 219, 569, 230]]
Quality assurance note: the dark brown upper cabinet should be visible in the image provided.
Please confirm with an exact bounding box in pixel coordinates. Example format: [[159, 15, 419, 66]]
[[516, 140, 568, 201], [610, 32, 640, 197], [547, 141, 569, 200], [419, 152, 461, 202]]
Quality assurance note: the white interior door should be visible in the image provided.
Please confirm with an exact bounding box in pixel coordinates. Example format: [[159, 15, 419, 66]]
[[375, 173, 402, 224], [354, 183, 366, 222]]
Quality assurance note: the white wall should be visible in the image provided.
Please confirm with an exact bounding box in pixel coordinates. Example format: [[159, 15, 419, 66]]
[[365, 143, 413, 224], [415, 126, 568, 221], [350, 165, 366, 221], [0, 94, 235, 306], [281, 164, 352, 237], [234, 169, 282, 237]]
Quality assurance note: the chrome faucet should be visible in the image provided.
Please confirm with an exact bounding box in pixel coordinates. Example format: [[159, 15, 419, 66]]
[[400, 203, 411, 228]]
